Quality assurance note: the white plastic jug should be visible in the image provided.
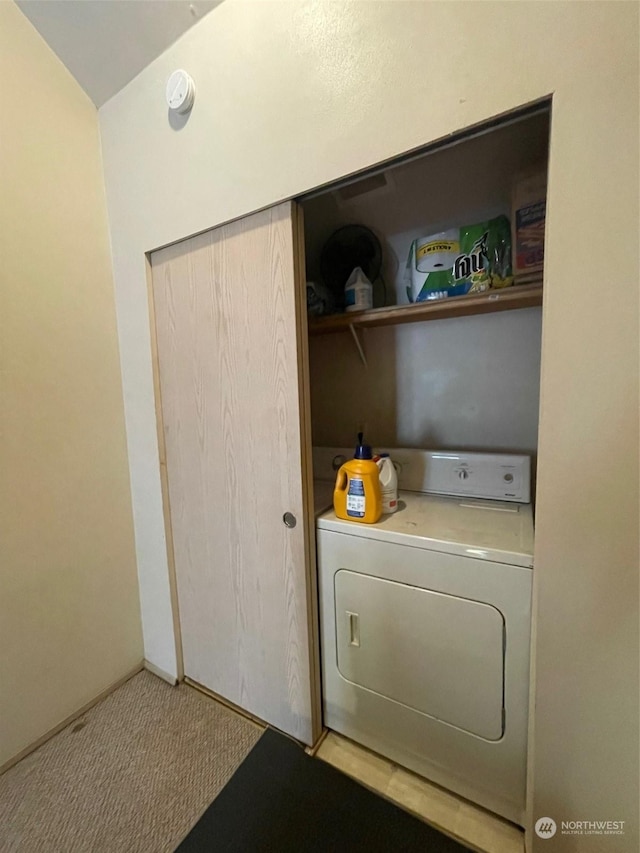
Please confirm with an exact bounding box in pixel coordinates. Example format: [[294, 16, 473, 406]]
[[344, 266, 373, 313], [376, 454, 398, 514]]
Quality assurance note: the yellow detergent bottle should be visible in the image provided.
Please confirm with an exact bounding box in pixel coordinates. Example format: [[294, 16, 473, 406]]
[[334, 433, 382, 524]]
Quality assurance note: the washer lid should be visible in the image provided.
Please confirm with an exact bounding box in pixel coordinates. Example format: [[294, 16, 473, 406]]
[[317, 491, 534, 568]]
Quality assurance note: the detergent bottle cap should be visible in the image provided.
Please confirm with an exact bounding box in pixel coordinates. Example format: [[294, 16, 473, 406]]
[[354, 432, 373, 460]]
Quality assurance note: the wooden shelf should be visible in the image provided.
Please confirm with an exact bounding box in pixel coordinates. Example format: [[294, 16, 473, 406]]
[[307, 283, 543, 335]]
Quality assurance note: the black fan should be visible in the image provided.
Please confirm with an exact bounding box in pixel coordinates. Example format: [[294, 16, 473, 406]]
[[320, 225, 383, 309]]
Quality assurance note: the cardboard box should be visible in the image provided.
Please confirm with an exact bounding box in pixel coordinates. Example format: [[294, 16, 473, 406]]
[[512, 165, 547, 280]]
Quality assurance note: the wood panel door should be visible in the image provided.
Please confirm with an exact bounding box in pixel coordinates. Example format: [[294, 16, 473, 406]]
[[150, 202, 319, 744]]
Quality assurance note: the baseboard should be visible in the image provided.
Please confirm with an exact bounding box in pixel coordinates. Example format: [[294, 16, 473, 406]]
[[144, 659, 178, 685], [0, 662, 144, 776]]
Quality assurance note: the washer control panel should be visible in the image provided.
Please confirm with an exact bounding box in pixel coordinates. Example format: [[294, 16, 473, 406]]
[[312, 447, 531, 503], [416, 452, 530, 502]]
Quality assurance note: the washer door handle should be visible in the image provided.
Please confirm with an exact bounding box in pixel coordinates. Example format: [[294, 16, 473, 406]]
[[347, 611, 360, 647]]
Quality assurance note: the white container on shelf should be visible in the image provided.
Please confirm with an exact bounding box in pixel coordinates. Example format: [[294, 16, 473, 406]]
[[344, 267, 373, 313], [376, 453, 398, 514]]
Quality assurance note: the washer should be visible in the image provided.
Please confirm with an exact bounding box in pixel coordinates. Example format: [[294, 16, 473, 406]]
[[315, 448, 534, 825]]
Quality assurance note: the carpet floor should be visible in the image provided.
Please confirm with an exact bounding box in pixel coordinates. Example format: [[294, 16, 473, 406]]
[[0, 671, 262, 853]]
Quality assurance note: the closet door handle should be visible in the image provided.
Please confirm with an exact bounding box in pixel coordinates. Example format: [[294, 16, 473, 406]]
[[283, 512, 297, 529]]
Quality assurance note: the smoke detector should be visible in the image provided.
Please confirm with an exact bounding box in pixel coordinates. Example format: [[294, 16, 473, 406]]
[[166, 70, 195, 114]]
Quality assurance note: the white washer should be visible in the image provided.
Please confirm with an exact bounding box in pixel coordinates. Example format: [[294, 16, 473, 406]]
[[315, 448, 534, 825]]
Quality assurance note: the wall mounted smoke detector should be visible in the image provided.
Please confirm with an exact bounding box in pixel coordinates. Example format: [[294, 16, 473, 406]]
[[166, 70, 195, 114]]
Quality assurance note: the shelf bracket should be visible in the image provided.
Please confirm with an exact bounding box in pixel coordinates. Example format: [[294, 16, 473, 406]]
[[349, 324, 367, 368]]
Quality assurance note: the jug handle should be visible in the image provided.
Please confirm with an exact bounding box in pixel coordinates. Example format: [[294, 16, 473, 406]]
[[335, 469, 347, 491]]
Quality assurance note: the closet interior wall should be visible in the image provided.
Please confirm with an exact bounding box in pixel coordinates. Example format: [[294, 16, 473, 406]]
[[302, 111, 549, 475]]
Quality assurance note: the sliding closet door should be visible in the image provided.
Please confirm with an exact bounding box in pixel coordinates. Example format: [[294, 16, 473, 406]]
[[150, 202, 318, 744]]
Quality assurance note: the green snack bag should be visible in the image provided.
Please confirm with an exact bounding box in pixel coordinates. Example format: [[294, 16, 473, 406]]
[[405, 215, 513, 303]]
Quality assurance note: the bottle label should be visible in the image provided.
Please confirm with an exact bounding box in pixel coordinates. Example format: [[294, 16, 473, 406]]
[[347, 478, 366, 517]]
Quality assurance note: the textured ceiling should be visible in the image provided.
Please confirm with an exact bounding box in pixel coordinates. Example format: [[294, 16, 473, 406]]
[[16, 0, 221, 107]]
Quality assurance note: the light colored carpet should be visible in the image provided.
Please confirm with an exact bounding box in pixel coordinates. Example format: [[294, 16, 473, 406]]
[[0, 671, 263, 852]]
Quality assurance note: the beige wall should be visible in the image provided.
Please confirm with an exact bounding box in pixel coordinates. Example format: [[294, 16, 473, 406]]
[[0, 2, 143, 769], [99, 1, 639, 849]]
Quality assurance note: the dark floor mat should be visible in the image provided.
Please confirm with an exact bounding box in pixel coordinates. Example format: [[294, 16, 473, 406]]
[[176, 728, 470, 852]]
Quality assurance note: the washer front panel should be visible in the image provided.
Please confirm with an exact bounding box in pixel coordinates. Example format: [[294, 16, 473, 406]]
[[335, 570, 505, 739], [317, 528, 532, 823]]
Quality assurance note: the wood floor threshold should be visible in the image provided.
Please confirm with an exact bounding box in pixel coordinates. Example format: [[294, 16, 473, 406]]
[[316, 733, 524, 853], [316, 746, 477, 852], [305, 727, 329, 756], [0, 662, 144, 776]]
